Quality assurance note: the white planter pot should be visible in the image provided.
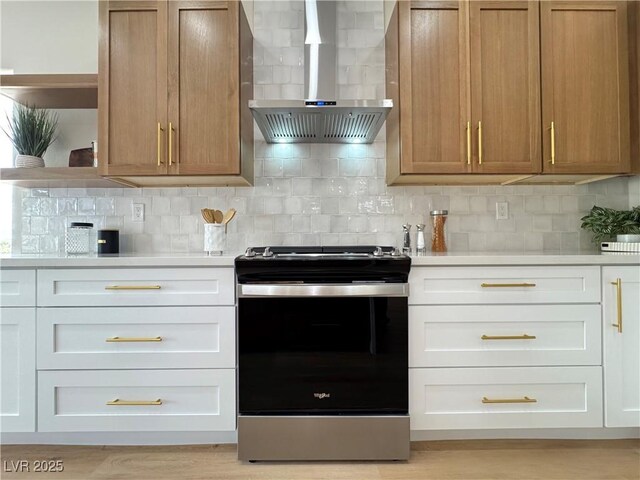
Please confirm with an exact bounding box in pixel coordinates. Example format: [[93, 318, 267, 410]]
[[616, 234, 640, 243], [15, 155, 45, 168]]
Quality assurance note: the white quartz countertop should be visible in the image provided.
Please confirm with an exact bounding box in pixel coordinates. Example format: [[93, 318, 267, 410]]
[[409, 251, 640, 266], [1, 251, 639, 268], [0, 253, 237, 268]]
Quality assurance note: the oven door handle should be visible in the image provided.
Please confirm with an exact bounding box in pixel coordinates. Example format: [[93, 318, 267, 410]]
[[238, 283, 409, 298]]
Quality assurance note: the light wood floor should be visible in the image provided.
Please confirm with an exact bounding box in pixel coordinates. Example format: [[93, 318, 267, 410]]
[[1, 440, 638, 480]]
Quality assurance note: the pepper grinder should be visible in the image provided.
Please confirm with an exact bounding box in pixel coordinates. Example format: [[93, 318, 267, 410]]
[[416, 224, 426, 255], [402, 224, 412, 254]]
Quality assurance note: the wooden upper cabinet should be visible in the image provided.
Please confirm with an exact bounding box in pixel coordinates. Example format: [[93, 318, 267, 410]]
[[168, 1, 240, 175], [99, 1, 168, 176], [99, 0, 253, 183], [541, 1, 631, 174], [470, 1, 541, 174], [398, 0, 470, 174], [390, 0, 540, 177]]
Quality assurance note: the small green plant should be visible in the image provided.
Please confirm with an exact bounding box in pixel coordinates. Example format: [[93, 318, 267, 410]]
[[580, 205, 640, 243], [2, 104, 58, 158]]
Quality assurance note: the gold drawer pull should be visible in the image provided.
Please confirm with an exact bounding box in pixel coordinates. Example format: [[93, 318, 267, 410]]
[[106, 336, 162, 343], [550, 121, 556, 165], [481, 283, 536, 288], [611, 278, 622, 333], [107, 398, 162, 406], [466, 121, 471, 165], [482, 396, 537, 404], [481, 334, 536, 341], [105, 285, 162, 291]]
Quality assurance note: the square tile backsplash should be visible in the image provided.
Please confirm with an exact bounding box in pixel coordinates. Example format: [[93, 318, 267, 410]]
[[12, 0, 635, 255]]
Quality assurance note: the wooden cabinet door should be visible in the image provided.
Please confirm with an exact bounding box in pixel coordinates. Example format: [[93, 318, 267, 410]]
[[99, 1, 168, 176], [398, 0, 470, 174], [541, 1, 630, 174], [470, 1, 541, 174], [603, 266, 640, 427], [167, 1, 240, 175]]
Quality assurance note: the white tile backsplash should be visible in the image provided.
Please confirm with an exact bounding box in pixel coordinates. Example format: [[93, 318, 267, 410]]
[[11, 0, 636, 255]]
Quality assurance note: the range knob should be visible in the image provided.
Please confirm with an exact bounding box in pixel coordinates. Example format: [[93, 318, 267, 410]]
[[373, 246, 385, 257], [244, 247, 256, 258], [262, 246, 274, 258]]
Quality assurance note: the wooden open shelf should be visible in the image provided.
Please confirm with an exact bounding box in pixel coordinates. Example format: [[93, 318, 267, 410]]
[[0, 167, 130, 188], [0, 74, 98, 109]]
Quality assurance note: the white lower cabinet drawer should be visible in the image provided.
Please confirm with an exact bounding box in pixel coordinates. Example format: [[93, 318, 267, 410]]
[[410, 367, 603, 430], [37, 369, 236, 432], [37, 268, 234, 307], [409, 266, 600, 305], [410, 305, 601, 367], [37, 307, 235, 369]]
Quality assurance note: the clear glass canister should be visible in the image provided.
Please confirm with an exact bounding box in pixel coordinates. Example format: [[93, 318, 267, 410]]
[[430, 210, 448, 253], [65, 222, 93, 255]]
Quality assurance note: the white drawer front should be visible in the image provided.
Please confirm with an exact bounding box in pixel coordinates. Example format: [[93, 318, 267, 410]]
[[0, 308, 36, 432], [37, 268, 234, 306], [38, 369, 236, 432], [409, 266, 600, 305], [410, 305, 601, 367], [410, 367, 603, 430], [37, 307, 235, 370], [0, 270, 35, 307]]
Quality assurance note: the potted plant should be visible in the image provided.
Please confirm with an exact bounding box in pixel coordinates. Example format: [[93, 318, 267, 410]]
[[580, 205, 640, 243], [2, 104, 58, 168]]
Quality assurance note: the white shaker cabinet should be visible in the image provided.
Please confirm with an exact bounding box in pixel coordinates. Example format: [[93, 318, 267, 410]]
[[0, 269, 37, 432], [603, 266, 640, 427]]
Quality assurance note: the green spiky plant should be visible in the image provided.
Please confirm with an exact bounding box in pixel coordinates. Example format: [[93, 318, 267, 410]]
[[580, 205, 640, 243], [2, 104, 58, 158]]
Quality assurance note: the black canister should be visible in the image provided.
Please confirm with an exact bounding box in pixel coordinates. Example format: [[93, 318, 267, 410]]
[[97, 229, 119, 255]]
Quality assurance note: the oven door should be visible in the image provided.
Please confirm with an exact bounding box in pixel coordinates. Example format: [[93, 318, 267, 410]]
[[238, 284, 408, 415]]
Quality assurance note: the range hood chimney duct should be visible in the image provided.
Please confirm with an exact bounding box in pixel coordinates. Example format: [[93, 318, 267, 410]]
[[249, 0, 392, 144]]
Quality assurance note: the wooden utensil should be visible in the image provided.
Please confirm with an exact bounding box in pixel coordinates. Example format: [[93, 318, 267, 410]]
[[222, 208, 236, 232], [213, 210, 224, 224], [201, 208, 215, 223]]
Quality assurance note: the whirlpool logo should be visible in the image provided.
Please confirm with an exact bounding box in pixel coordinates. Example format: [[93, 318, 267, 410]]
[[313, 393, 331, 399]]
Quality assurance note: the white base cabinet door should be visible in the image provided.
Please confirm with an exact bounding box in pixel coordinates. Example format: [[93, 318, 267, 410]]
[[410, 367, 603, 430], [0, 308, 36, 432], [603, 266, 640, 427], [38, 369, 236, 432]]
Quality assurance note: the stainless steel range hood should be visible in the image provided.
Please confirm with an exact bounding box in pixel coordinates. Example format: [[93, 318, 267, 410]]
[[249, 0, 392, 144]]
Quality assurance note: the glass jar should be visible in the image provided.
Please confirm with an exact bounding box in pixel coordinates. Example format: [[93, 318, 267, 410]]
[[430, 210, 448, 253], [65, 222, 93, 255]]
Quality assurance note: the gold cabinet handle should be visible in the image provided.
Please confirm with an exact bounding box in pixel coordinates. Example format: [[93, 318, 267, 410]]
[[107, 398, 162, 406], [482, 396, 537, 404], [104, 285, 162, 291], [106, 336, 162, 343], [611, 278, 622, 333], [466, 121, 471, 165], [481, 334, 536, 340], [481, 283, 536, 288], [478, 121, 483, 165], [168, 122, 174, 166], [550, 121, 555, 165], [157, 122, 164, 166]]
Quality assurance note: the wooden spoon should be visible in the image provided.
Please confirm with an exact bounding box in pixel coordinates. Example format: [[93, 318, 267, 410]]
[[213, 209, 224, 224], [222, 208, 236, 225], [201, 208, 215, 223], [222, 208, 236, 232]]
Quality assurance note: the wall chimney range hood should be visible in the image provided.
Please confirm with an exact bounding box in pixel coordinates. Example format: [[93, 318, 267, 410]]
[[249, 0, 392, 144]]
